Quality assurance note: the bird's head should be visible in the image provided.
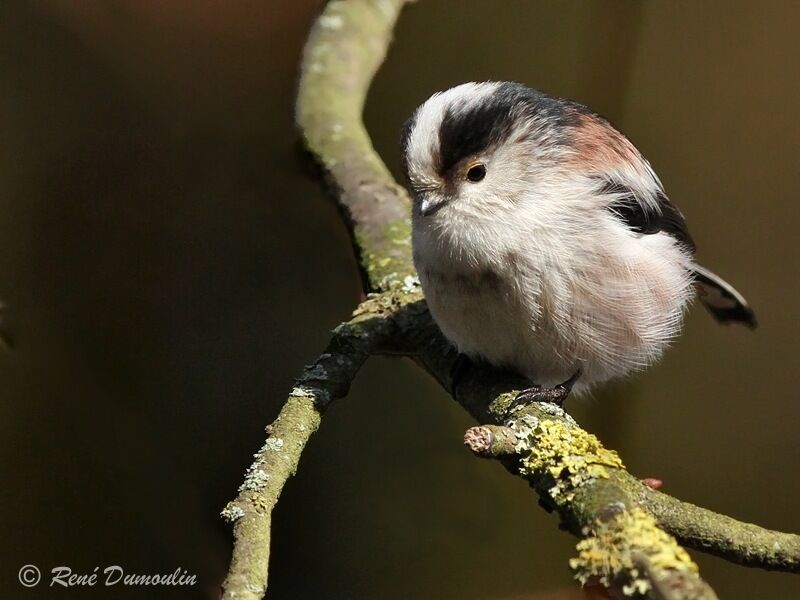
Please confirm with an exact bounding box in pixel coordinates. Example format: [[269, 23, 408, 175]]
[[401, 82, 574, 224], [400, 82, 657, 231]]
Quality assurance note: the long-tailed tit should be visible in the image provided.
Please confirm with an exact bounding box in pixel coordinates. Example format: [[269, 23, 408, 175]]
[[401, 82, 756, 405]]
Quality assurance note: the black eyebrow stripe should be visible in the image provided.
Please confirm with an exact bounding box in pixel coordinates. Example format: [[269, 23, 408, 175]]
[[437, 98, 514, 175], [435, 82, 584, 176]]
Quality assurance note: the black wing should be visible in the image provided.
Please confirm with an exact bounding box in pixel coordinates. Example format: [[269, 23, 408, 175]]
[[601, 180, 757, 329], [601, 180, 696, 253]]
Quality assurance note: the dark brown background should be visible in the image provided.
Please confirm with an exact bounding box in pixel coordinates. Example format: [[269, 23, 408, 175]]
[[1, 1, 798, 598]]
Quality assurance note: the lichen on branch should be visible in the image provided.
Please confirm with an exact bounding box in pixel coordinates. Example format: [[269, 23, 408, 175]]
[[221, 303, 401, 600], [464, 401, 716, 598], [571, 508, 708, 599], [296, 0, 416, 292], [514, 413, 625, 503]]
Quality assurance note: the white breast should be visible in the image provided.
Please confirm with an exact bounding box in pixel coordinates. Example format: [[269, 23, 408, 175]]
[[413, 208, 696, 393]]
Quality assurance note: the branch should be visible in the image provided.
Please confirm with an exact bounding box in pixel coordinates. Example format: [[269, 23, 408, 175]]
[[462, 413, 800, 592], [222, 1, 415, 596], [222, 0, 800, 597], [221, 301, 407, 600], [296, 0, 416, 292], [463, 408, 715, 599], [641, 486, 800, 573], [460, 417, 800, 575]]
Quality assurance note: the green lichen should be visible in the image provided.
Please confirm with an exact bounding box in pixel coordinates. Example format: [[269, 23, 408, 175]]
[[331, 320, 368, 338], [384, 219, 412, 249], [351, 289, 420, 320], [264, 438, 284, 451], [239, 465, 270, 492], [318, 13, 344, 30], [353, 219, 414, 291], [354, 234, 393, 289], [291, 386, 315, 399], [221, 502, 245, 523], [489, 391, 519, 417], [400, 275, 420, 293], [517, 419, 624, 503], [570, 507, 699, 596]]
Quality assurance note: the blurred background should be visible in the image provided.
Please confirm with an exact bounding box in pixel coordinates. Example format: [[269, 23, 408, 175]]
[[1, 1, 799, 598]]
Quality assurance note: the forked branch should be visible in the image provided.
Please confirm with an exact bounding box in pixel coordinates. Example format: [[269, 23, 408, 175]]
[[221, 1, 800, 598]]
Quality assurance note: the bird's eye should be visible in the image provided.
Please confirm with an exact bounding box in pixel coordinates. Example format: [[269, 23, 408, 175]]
[[466, 163, 486, 183]]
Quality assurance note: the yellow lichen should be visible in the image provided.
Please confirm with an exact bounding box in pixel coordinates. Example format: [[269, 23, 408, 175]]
[[251, 495, 269, 513], [570, 507, 699, 596], [489, 391, 519, 417], [518, 419, 624, 502]]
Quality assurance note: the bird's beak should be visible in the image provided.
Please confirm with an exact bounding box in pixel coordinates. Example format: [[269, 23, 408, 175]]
[[417, 193, 448, 217]]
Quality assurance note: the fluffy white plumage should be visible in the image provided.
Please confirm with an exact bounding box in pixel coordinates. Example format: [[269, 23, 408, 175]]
[[402, 82, 752, 394]]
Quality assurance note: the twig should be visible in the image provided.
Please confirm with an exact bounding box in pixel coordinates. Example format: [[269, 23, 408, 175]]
[[296, 0, 417, 292], [221, 303, 403, 600], [641, 487, 800, 573]]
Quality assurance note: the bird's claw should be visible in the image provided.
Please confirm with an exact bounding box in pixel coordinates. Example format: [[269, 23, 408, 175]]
[[510, 369, 582, 410]]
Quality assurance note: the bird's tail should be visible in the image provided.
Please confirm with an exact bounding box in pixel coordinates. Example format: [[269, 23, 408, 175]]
[[692, 264, 757, 329]]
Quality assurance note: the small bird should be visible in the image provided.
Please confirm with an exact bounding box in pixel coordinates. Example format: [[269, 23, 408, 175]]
[[401, 82, 756, 404]]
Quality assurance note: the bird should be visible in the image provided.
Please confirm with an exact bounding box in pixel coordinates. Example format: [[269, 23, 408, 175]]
[[400, 81, 756, 405]]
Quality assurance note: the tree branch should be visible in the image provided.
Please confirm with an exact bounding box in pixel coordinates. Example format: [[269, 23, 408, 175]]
[[222, 0, 800, 597], [296, 0, 416, 292], [462, 406, 717, 599], [463, 418, 800, 573], [641, 486, 800, 573], [221, 302, 405, 600]]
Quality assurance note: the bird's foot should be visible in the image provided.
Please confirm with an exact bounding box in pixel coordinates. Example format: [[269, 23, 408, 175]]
[[511, 369, 582, 410], [449, 353, 474, 398], [641, 478, 663, 491]]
